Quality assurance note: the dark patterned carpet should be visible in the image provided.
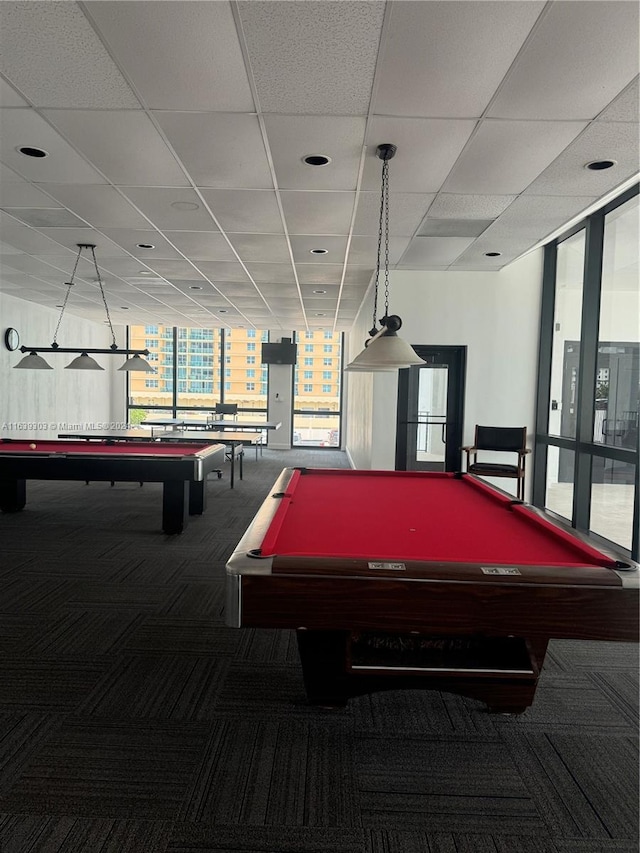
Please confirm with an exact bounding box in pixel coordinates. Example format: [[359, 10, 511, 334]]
[[0, 448, 637, 853]]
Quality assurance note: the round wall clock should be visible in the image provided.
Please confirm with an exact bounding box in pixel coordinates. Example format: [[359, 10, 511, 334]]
[[4, 328, 20, 351]]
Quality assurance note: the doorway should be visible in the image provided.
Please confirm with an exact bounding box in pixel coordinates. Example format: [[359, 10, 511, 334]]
[[395, 346, 466, 472]]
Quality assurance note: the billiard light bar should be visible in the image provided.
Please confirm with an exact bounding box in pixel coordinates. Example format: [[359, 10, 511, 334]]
[[13, 243, 155, 372]]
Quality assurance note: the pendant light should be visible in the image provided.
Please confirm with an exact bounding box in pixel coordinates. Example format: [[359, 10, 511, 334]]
[[14, 243, 155, 372], [345, 144, 425, 372]]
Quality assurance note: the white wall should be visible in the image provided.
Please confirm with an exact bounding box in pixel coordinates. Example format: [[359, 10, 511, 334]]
[[1, 292, 125, 438], [344, 250, 544, 498], [266, 330, 293, 450]]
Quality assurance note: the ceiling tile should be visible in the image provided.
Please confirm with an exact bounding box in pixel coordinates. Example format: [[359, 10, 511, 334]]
[[281, 191, 355, 235], [100, 230, 184, 260], [0, 78, 28, 107], [442, 120, 588, 194], [42, 184, 151, 228], [479, 195, 598, 242], [35, 229, 133, 258], [349, 236, 410, 266], [397, 236, 476, 267], [0, 181, 62, 207], [375, 1, 544, 118], [200, 189, 283, 233], [88, 1, 254, 111], [1, 207, 87, 228], [194, 261, 252, 283], [42, 109, 189, 187], [290, 236, 348, 264], [523, 122, 640, 197], [597, 77, 639, 123], [417, 219, 493, 238], [488, 1, 640, 120], [244, 263, 295, 284], [155, 113, 272, 189], [427, 193, 517, 220], [238, 1, 384, 115], [119, 187, 218, 231], [296, 264, 345, 285], [353, 191, 435, 236], [0, 109, 107, 183], [228, 234, 291, 264], [363, 119, 477, 192], [0, 2, 140, 108], [163, 232, 237, 262], [264, 115, 366, 190]]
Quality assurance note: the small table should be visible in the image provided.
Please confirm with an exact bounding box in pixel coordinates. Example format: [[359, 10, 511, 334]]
[[0, 438, 225, 534], [226, 468, 639, 712]]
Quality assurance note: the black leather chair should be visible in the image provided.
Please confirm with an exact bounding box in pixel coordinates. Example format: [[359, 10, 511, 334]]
[[462, 425, 530, 500]]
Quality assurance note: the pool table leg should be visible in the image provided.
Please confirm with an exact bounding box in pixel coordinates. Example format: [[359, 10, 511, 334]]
[[162, 480, 189, 534], [188, 479, 207, 516], [0, 478, 26, 512]]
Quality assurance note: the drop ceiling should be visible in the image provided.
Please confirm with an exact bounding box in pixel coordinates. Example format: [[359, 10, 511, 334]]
[[0, 1, 638, 332]]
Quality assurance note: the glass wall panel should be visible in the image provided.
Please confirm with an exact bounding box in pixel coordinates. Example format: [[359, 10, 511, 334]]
[[545, 446, 575, 521], [548, 231, 586, 439], [593, 195, 639, 460], [293, 330, 342, 446], [174, 327, 220, 412], [590, 460, 636, 551], [222, 328, 269, 413], [128, 324, 174, 419]]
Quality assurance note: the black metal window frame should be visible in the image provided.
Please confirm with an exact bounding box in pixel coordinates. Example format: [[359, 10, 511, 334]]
[[291, 331, 345, 449], [533, 183, 639, 560]]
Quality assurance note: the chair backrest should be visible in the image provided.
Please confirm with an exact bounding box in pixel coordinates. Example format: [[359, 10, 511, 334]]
[[214, 403, 238, 418], [475, 425, 527, 452]]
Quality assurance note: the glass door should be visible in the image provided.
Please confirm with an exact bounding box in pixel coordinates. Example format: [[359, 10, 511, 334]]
[[396, 346, 466, 472]]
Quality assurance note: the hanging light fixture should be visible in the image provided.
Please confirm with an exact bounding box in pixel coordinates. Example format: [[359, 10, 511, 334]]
[[345, 144, 425, 372], [13, 243, 155, 372]]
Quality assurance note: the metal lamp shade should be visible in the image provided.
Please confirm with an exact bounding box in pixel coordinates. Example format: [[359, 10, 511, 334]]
[[65, 352, 104, 370], [118, 354, 156, 372], [345, 330, 425, 371], [13, 352, 54, 370]]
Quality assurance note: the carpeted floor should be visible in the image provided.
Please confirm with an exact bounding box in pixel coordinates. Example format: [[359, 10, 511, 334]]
[[0, 448, 637, 853]]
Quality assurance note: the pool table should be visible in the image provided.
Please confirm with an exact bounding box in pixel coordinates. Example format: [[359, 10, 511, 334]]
[[225, 468, 639, 712], [0, 438, 225, 534]]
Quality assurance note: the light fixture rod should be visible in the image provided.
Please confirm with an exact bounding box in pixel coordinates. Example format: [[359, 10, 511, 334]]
[[19, 346, 150, 356]]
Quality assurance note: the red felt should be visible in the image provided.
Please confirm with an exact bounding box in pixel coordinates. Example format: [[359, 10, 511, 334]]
[[260, 469, 616, 568], [0, 440, 204, 457]]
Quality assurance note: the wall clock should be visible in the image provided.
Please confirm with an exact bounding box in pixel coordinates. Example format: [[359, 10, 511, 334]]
[[4, 328, 20, 351]]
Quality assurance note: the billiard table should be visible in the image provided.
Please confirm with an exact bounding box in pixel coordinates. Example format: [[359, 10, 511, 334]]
[[225, 468, 639, 712], [0, 438, 225, 534]]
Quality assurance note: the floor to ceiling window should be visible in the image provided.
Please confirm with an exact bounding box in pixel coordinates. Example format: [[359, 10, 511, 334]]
[[535, 185, 639, 559], [127, 326, 345, 443], [293, 330, 343, 447]]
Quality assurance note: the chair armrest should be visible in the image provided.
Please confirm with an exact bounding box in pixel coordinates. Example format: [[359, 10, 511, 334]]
[[519, 448, 532, 455], [461, 445, 476, 453]]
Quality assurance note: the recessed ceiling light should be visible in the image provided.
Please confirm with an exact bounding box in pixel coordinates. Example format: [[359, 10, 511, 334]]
[[218, 308, 228, 313], [17, 146, 48, 158], [303, 154, 331, 166], [585, 160, 617, 171], [484, 251, 502, 257], [312, 289, 327, 294], [170, 201, 199, 210], [310, 248, 328, 255], [315, 312, 326, 317], [138, 270, 153, 275], [120, 306, 129, 310], [136, 242, 155, 249], [189, 285, 203, 290]]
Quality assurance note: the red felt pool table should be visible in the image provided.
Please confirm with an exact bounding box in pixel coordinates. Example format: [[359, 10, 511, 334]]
[[0, 438, 225, 534], [225, 468, 639, 712]]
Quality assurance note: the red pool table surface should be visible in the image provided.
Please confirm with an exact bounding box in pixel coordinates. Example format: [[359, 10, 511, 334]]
[[260, 468, 619, 571]]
